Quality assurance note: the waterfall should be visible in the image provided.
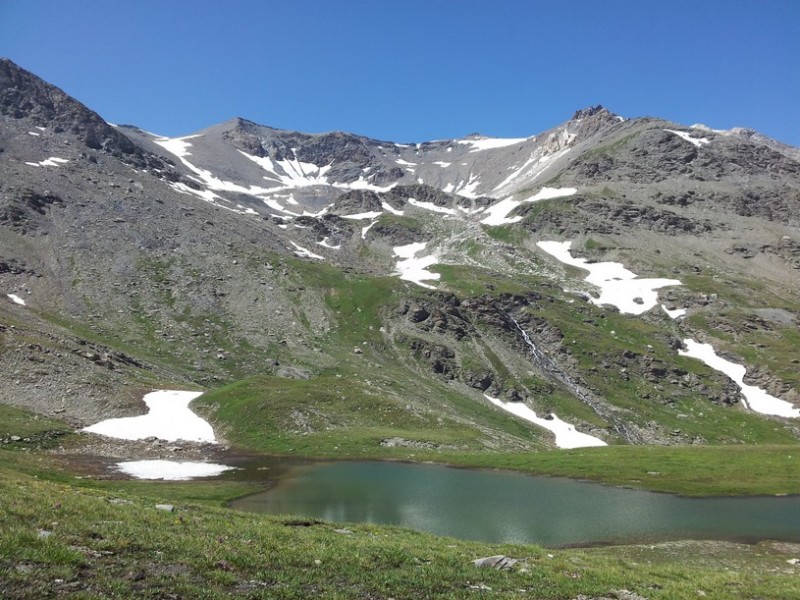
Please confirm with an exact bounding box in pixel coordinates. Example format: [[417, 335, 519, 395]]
[[508, 315, 640, 443]]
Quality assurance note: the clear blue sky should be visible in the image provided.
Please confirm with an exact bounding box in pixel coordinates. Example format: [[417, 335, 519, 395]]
[[1, 0, 798, 146]]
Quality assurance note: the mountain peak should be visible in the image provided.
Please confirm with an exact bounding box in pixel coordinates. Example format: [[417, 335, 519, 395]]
[[0, 58, 137, 153], [571, 105, 616, 121]]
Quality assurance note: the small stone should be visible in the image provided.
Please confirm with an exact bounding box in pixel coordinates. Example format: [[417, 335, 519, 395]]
[[155, 504, 174, 512], [787, 558, 800, 565], [473, 555, 517, 570], [37, 529, 53, 539], [468, 583, 492, 591]]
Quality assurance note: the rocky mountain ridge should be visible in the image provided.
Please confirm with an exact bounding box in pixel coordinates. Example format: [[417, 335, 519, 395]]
[[2, 58, 799, 452]]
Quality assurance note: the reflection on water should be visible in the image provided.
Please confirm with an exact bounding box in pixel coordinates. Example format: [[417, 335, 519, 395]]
[[231, 461, 800, 547]]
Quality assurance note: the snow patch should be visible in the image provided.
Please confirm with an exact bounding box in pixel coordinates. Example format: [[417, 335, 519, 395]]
[[443, 173, 482, 198], [482, 187, 577, 226], [83, 390, 216, 443], [155, 134, 200, 158], [170, 182, 223, 204], [691, 124, 730, 135], [678, 340, 799, 418], [27, 131, 40, 136], [492, 146, 572, 195], [484, 395, 606, 449], [537, 241, 681, 315], [457, 137, 527, 152], [408, 198, 457, 215], [381, 201, 404, 215], [290, 241, 325, 260], [393, 242, 440, 289], [7, 293, 26, 306], [664, 129, 710, 147], [240, 150, 333, 189], [25, 157, 69, 167], [318, 238, 341, 250], [337, 177, 398, 194], [361, 220, 378, 239], [433, 161, 452, 167], [156, 139, 271, 197], [341, 211, 384, 220], [661, 305, 686, 319], [116, 460, 235, 480]]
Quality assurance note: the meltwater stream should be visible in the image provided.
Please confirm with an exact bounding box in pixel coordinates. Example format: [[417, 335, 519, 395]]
[[231, 461, 800, 547]]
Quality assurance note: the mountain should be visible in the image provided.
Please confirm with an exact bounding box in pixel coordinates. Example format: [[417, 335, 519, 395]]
[[1, 58, 799, 455]]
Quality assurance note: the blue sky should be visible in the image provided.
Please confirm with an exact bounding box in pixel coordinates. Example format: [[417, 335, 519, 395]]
[[1, 1, 798, 145]]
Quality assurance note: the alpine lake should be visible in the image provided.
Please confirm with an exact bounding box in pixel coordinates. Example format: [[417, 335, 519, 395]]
[[226, 459, 800, 548]]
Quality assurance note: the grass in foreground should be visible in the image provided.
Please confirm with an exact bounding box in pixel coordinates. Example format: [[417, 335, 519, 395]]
[[2, 459, 799, 599]]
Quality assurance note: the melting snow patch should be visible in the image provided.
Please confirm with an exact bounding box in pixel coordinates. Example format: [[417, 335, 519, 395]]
[[408, 198, 457, 215], [83, 390, 216, 442], [537, 241, 682, 315], [318, 237, 341, 250], [393, 242, 440, 289], [457, 137, 527, 152], [678, 340, 800, 418], [155, 134, 200, 157], [156, 140, 270, 197], [239, 150, 332, 188], [381, 201, 404, 215], [336, 177, 398, 194], [25, 157, 69, 167], [170, 182, 222, 204], [7, 294, 26, 306], [484, 395, 606, 449], [661, 305, 686, 319], [482, 187, 577, 226], [342, 211, 384, 220], [433, 161, 451, 167], [442, 173, 482, 198], [290, 242, 325, 260], [28, 131, 41, 136], [492, 145, 573, 196], [664, 129, 710, 147], [116, 460, 235, 481], [361, 221, 378, 239]]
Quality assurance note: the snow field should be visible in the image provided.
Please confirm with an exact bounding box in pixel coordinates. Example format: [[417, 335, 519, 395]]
[[392, 242, 440, 289], [25, 157, 69, 167], [536, 240, 681, 315], [83, 390, 216, 442], [457, 137, 528, 152], [679, 340, 800, 418], [290, 241, 325, 260], [482, 187, 577, 226], [484, 395, 606, 449], [116, 460, 236, 480], [663, 129, 710, 147]]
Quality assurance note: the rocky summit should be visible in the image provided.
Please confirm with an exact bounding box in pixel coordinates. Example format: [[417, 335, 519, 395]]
[[1, 57, 799, 452]]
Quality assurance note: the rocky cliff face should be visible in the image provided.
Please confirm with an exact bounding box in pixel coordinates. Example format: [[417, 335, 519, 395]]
[[1, 59, 798, 449]]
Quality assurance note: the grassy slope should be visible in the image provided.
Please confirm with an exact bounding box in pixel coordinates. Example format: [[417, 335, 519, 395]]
[[3, 256, 800, 597], [2, 454, 799, 600]]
